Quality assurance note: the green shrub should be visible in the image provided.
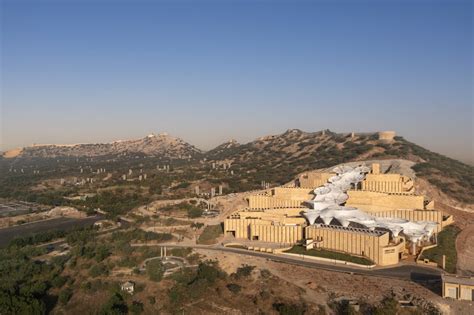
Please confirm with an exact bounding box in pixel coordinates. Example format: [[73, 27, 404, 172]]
[[129, 301, 144, 315], [226, 283, 241, 294], [89, 264, 108, 277], [187, 207, 203, 218], [197, 224, 223, 244], [146, 259, 164, 282], [273, 302, 307, 315], [195, 260, 224, 284], [420, 225, 461, 273], [58, 287, 73, 305], [99, 293, 128, 315], [234, 265, 255, 278], [147, 296, 156, 305], [51, 275, 68, 288]]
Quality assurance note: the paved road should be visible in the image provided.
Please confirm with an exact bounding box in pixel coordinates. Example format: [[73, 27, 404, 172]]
[[132, 243, 442, 282], [0, 215, 103, 247]]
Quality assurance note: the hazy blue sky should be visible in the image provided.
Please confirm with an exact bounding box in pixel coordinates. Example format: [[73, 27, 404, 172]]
[[1, 0, 472, 163]]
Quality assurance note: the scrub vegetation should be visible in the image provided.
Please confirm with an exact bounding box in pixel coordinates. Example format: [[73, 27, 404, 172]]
[[197, 224, 224, 244], [420, 225, 461, 273]]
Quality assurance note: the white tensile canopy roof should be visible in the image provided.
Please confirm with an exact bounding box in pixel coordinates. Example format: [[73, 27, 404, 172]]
[[303, 165, 436, 242]]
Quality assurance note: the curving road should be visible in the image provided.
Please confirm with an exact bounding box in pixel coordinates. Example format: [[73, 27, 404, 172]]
[[131, 243, 442, 282]]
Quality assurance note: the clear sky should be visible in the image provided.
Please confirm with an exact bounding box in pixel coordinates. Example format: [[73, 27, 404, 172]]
[[1, 0, 473, 163]]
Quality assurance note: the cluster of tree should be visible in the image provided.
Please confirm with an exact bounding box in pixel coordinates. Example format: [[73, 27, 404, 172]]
[[146, 259, 164, 282], [98, 292, 145, 315], [232, 264, 255, 279], [0, 245, 67, 313], [72, 190, 150, 217], [9, 229, 67, 247], [111, 229, 173, 243], [160, 201, 204, 218], [167, 260, 226, 310]]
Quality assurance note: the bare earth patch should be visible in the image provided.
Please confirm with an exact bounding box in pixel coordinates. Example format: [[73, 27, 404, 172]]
[[196, 249, 473, 314]]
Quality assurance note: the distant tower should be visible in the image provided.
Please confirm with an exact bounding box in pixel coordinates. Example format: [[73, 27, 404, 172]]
[[378, 131, 396, 142], [195, 186, 200, 195], [211, 187, 215, 198], [219, 185, 223, 195]]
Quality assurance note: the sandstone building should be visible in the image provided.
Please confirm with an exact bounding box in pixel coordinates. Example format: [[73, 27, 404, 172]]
[[224, 163, 453, 266]]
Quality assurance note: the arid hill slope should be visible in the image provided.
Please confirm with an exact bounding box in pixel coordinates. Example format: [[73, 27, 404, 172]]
[[3, 129, 472, 204], [4, 133, 201, 159], [206, 129, 473, 205]]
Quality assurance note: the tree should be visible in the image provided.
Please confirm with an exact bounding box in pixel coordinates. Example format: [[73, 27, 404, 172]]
[[195, 260, 223, 284], [129, 301, 144, 315], [99, 293, 128, 315], [146, 260, 164, 282]]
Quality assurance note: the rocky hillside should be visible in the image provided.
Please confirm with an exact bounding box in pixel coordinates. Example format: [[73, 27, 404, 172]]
[[205, 129, 473, 205], [4, 133, 201, 159], [3, 129, 472, 204]]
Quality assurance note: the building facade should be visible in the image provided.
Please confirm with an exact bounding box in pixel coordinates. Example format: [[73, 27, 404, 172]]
[[224, 163, 453, 266], [442, 275, 474, 301]]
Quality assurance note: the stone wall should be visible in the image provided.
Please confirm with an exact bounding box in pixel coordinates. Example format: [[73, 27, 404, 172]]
[[362, 173, 414, 193], [346, 191, 425, 211], [250, 224, 303, 244], [298, 172, 333, 189], [247, 194, 304, 209], [305, 225, 401, 266], [272, 187, 314, 200]]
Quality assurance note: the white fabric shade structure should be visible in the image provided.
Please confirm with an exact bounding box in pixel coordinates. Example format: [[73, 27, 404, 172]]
[[303, 165, 437, 242]]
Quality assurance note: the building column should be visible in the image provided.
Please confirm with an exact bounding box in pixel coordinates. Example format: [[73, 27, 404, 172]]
[[411, 242, 417, 255]]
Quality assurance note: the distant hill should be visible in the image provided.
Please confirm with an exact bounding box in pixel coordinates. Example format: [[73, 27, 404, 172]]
[[3, 129, 473, 204], [4, 133, 201, 159], [204, 129, 473, 205]]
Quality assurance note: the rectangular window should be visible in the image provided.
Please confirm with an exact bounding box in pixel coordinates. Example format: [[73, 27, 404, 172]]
[[447, 287, 458, 299]]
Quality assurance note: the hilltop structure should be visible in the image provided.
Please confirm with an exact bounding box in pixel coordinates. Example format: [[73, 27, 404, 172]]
[[224, 163, 453, 266]]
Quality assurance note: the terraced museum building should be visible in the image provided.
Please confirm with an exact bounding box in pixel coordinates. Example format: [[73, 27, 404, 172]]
[[224, 163, 454, 266]]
